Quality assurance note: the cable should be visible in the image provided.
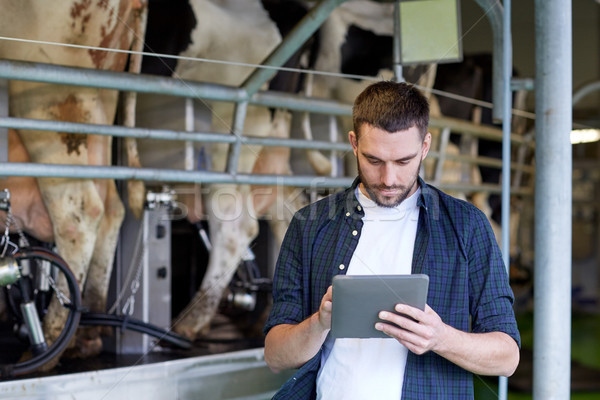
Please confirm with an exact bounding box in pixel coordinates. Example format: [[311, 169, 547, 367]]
[[79, 313, 192, 350]]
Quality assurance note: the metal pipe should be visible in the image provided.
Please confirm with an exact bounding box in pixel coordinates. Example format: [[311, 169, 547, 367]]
[[0, 59, 354, 116], [328, 115, 338, 177], [1, 113, 529, 147], [533, 0, 572, 398], [184, 98, 195, 171], [0, 79, 7, 163], [0, 117, 352, 152], [429, 115, 534, 147], [251, 90, 352, 115], [572, 80, 600, 106], [0, 162, 354, 188], [0, 59, 538, 137], [242, 0, 347, 96], [473, 0, 505, 121], [427, 150, 535, 175], [226, 101, 248, 174], [498, 0, 512, 397], [0, 59, 248, 102], [0, 162, 532, 196], [433, 127, 451, 186], [392, 1, 404, 82]]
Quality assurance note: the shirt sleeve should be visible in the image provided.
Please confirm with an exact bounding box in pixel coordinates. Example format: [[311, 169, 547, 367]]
[[264, 212, 306, 335], [467, 207, 521, 347]]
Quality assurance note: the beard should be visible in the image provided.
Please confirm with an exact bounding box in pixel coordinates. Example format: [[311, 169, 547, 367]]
[[357, 158, 422, 208]]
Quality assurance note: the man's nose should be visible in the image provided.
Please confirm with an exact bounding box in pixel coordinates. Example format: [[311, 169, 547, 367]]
[[381, 164, 395, 187]]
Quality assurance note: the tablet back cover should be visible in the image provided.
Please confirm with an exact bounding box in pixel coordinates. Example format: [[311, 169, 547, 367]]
[[331, 274, 429, 339]]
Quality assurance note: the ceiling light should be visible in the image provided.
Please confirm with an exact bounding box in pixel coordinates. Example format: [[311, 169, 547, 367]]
[[570, 129, 600, 144]]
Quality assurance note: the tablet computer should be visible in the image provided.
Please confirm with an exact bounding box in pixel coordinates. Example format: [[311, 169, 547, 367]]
[[331, 274, 429, 339]]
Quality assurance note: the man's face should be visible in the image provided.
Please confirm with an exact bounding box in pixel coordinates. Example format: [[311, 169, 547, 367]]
[[349, 124, 431, 208]]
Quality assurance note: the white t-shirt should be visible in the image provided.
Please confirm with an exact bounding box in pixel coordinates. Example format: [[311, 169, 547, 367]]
[[316, 186, 420, 400]]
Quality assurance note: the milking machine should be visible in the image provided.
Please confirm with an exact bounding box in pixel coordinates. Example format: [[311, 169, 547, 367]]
[[0, 189, 191, 378], [0, 189, 82, 377]]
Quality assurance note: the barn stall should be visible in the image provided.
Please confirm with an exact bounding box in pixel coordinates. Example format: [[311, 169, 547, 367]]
[[0, 0, 595, 399]]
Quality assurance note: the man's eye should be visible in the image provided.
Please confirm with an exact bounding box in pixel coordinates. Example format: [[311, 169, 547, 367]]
[[368, 159, 381, 165]]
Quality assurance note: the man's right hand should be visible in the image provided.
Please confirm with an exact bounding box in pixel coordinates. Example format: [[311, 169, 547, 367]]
[[264, 285, 333, 373], [317, 285, 333, 330]]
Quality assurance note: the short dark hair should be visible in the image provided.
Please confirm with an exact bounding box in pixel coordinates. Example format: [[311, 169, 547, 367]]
[[352, 81, 429, 140]]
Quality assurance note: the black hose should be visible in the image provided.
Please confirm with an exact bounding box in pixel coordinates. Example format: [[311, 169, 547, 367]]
[[2, 247, 82, 378], [79, 313, 192, 349]]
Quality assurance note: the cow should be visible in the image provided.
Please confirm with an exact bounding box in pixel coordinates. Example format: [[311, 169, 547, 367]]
[[135, 0, 492, 341], [0, 0, 522, 355], [0, 0, 146, 363], [136, 0, 319, 339]]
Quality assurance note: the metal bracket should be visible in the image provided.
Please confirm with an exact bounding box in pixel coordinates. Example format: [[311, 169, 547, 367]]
[[145, 188, 176, 210], [511, 78, 535, 92]]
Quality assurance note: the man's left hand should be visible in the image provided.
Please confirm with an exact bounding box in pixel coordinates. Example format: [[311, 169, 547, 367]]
[[375, 304, 448, 355]]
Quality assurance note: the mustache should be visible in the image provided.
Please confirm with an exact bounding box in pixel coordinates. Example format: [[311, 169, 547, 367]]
[[372, 184, 404, 191]]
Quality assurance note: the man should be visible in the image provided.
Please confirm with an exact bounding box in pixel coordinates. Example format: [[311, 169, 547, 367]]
[[263, 81, 520, 399]]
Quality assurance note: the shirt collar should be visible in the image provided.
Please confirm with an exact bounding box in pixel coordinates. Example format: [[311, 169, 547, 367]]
[[417, 176, 440, 220], [344, 177, 365, 220]]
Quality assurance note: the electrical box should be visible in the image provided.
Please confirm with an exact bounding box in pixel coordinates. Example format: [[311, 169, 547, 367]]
[[398, 0, 462, 65], [111, 191, 173, 354]]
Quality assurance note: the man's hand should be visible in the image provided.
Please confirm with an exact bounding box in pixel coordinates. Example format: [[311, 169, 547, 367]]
[[375, 303, 520, 377], [317, 285, 333, 331], [264, 286, 333, 373], [375, 304, 447, 355]]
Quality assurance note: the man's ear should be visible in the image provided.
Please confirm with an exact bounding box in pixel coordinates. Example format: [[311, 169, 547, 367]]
[[349, 131, 358, 156], [421, 132, 432, 160]]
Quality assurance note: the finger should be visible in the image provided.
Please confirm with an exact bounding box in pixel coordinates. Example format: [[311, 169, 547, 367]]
[[378, 311, 418, 331], [375, 321, 428, 351], [393, 304, 425, 321], [375, 322, 426, 348], [324, 285, 333, 301]]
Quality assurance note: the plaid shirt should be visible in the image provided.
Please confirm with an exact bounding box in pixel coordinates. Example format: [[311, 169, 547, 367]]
[[264, 177, 521, 400]]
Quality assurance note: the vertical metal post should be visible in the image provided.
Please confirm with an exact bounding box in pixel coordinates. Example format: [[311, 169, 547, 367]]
[[393, 1, 404, 83], [498, 0, 512, 398], [226, 101, 248, 175], [329, 115, 338, 177], [185, 98, 195, 171], [0, 79, 8, 163], [473, 0, 505, 121], [533, 0, 572, 398]]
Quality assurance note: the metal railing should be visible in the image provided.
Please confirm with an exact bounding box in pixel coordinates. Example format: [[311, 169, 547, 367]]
[[0, 58, 534, 194]]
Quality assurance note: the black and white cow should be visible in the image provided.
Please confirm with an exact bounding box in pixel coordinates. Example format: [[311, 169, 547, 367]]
[[134, 0, 511, 340]]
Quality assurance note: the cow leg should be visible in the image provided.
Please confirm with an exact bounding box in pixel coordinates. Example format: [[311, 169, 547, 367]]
[[81, 130, 125, 315], [250, 110, 307, 250], [33, 177, 104, 370], [173, 184, 258, 340], [68, 179, 125, 355]]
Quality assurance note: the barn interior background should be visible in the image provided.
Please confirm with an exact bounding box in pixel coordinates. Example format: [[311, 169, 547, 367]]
[[0, 0, 598, 399]]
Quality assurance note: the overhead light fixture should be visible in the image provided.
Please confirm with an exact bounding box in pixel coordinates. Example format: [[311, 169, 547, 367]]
[[570, 129, 600, 144]]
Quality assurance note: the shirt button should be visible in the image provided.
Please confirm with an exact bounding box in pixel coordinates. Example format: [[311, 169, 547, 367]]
[[357, 205, 362, 211], [352, 230, 358, 236], [339, 264, 345, 270], [346, 212, 351, 217]]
